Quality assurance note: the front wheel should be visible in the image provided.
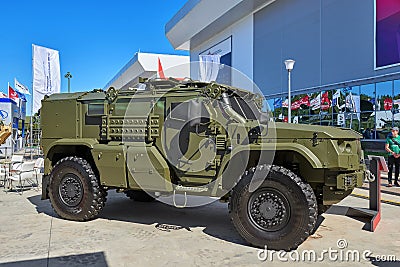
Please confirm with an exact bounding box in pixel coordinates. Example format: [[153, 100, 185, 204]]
[[48, 156, 107, 221], [229, 165, 317, 250]]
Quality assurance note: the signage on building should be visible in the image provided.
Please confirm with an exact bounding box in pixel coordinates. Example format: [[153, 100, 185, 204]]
[[375, 0, 400, 69]]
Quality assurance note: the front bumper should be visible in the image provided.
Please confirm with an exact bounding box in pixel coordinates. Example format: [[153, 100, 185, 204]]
[[336, 170, 365, 190]]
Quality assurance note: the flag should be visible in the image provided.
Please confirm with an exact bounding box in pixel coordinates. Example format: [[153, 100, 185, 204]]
[[0, 92, 7, 98], [291, 100, 301, 110], [310, 93, 321, 110], [32, 44, 61, 113], [345, 93, 353, 110], [14, 78, 30, 95], [320, 91, 331, 110], [345, 93, 360, 120], [332, 90, 340, 107], [282, 98, 289, 108], [199, 54, 220, 82], [384, 98, 393, 110], [299, 95, 310, 107], [273, 98, 282, 108], [157, 57, 166, 79], [8, 85, 19, 103]]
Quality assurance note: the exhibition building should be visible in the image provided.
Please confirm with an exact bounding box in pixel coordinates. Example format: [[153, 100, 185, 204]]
[[165, 0, 400, 138]]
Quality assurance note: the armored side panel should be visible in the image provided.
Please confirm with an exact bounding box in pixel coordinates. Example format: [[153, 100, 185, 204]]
[[92, 143, 127, 188], [41, 94, 81, 139], [126, 145, 172, 192]]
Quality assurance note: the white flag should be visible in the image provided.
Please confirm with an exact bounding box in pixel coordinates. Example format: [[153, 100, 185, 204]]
[[310, 93, 321, 110], [282, 98, 289, 108], [14, 78, 30, 95], [199, 55, 221, 82], [32, 44, 61, 113], [332, 89, 340, 106]]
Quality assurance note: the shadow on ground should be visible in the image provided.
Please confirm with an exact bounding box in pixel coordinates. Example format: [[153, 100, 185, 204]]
[[325, 205, 377, 231], [28, 191, 249, 247], [28, 191, 333, 248], [0, 252, 108, 267]]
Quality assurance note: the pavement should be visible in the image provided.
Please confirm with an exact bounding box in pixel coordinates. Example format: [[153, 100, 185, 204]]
[[0, 184, 399, 267]]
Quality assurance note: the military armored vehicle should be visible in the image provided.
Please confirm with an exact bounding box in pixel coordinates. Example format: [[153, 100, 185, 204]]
[[41, 79, 366, 250]]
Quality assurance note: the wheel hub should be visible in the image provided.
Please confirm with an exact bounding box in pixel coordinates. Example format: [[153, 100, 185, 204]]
[[248, 190, 290, 231], [59, 174, 83, 207]]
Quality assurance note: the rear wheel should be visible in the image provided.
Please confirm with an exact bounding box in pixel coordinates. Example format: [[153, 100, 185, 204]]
[[125, 190, 156, 202], [48, 156, 107, 221], [229, 165, 317, 250]]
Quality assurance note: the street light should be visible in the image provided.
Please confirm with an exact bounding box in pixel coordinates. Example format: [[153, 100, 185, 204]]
[[64, 72, 72, 93], [284, 59, 295, 123]]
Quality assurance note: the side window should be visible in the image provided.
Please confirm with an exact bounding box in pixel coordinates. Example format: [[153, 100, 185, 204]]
[[170, 102, 189, 121], [87, 103, 105, 116]]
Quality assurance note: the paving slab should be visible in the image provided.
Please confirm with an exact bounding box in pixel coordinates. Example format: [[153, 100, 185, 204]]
[[0, 189, 399, 266]]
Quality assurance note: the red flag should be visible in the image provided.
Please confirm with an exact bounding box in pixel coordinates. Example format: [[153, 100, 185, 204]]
[[384, 98, 393, 110], [158, 57, 165, 79], [321, 91, 331, 110], [299, 95, 310, 106], [8, 85, 18, 102], [291, 100, 301, 110]]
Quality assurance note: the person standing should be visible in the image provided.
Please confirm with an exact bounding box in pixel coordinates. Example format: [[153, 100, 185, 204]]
[[385, 126, 400, 187]]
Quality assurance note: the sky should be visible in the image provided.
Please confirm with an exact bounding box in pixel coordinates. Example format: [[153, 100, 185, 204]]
[[0, 0, 188, 115]]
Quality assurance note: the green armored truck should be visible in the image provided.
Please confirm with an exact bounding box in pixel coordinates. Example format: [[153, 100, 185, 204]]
[[41, 79, 366, 250]]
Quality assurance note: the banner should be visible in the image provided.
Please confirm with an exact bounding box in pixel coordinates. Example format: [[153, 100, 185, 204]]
[[310, 93, 321, 110], [199, 55, 221, 82], [14, 78, 30, 95], [291, 100, 301, 110], [320, 91, 331, 110], [384, 98, 393, 110], [8, 86, 18, 103], [345, 93, 361, 120], [157, 57, 165, 79], [32, 44, 61, 113], [299, 95, 310, 107], [332, 90, 341, 107], [273, 98, 282, 108], [282, 98, 289, 108], [375, 0, 400, 68]]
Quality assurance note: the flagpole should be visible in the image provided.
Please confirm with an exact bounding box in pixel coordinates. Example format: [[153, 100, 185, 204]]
[[8, 82, 15, 157], [30, 44, 34, 160]]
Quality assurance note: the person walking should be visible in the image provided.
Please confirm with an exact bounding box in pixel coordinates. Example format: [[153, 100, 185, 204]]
[[385, 126, 400, 187]]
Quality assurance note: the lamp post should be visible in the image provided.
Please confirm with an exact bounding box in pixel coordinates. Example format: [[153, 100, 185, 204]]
[[64, 72, 72, 93], [284, 59, 295, 123]]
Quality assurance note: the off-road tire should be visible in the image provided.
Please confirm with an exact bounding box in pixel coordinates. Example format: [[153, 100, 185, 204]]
[[229, 165, 318, 250], [48, 156, 107, 221], [125, 190, 156, 202]]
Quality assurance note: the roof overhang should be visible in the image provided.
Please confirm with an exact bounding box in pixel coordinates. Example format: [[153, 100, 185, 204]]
[[166, 0, 276, 50], [105, 53, 189, 90]]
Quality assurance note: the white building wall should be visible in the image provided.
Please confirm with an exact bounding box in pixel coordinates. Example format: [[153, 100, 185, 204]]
[[190, 14, 254, 90]]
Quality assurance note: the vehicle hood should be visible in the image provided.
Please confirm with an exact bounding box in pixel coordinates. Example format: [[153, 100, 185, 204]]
[[273, 122, 362, 139]]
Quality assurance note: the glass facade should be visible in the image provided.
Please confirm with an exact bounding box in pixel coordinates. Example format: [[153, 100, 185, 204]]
[[267, 79, 400, 139]]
